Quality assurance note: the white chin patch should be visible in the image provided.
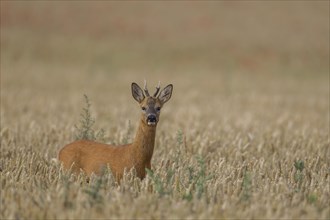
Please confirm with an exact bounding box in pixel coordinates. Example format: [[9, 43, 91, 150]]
[[147, 122, 156, 126]]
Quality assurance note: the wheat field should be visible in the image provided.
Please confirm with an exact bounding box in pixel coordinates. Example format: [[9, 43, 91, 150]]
[[1, 2, 329, 219]]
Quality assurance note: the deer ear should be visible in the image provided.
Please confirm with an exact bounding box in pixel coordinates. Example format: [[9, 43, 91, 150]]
[[158, 84, 173, 104], [131, 83, 145, 103]]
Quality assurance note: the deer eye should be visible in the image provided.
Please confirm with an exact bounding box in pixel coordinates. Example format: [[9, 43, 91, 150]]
[[156, 107, 161, 112], [141, 107, 146, 111]]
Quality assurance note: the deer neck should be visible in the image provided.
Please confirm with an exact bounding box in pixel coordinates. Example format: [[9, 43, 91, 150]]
[[132, 119, 156, 163]]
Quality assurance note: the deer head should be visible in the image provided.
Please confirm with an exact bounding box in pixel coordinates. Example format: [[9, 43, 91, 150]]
[[131, 81, 173, 126]]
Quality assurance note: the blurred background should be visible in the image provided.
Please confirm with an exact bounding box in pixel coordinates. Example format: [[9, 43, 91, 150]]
[[1, 3, 329, 219], [1, 1, 329, 138]]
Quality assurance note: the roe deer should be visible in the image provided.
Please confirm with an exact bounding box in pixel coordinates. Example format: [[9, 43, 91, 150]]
[[58, 81, 173, 182]]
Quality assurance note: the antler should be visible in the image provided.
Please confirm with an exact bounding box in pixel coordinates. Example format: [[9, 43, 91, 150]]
[[153, 81, 161, 97], [144, 80, 150, 97]]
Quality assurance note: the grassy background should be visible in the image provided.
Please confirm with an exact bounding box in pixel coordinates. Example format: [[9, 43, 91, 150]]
[[1, 1, 329, 219]]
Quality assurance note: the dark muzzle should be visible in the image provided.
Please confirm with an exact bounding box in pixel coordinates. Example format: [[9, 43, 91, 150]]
[[147, 114, 157, 125]]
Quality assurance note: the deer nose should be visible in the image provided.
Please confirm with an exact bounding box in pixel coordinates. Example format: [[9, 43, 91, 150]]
[[147, 115, 157, 123]]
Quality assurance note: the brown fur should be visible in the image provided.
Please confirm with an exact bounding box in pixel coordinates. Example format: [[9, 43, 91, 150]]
[[58, 82, 173, 182], [58, 118, 155, 181]]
